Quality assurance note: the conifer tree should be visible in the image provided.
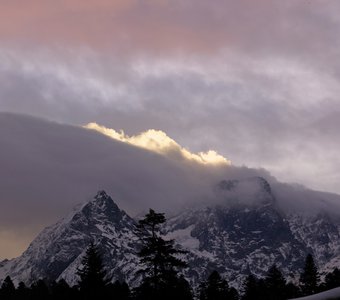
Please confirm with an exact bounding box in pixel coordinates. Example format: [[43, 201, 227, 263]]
[[0, 276, 16, 299], [16, 281, 30, 300], [108, 280, 131, 300], [264, 265, 287, 300], [77, 242, 108, 299], [51, 279, 73, 300], [228, 287, 239, 300], [30, 279, 50, 300], [135, 209, 191, 300], [300, 254, 319, 296], [199, 270, 229, 300], [242, 274, 261, 300], [323, 268, 340, 291]]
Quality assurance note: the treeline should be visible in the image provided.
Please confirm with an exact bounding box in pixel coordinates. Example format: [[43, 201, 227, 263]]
[[1, 209, 340, 300]]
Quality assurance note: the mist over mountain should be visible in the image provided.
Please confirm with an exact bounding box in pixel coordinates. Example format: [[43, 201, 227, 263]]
[[1, 187, 340, 292], [1, 112, 340, 260]]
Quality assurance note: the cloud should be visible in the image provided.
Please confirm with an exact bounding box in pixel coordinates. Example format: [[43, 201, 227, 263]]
[[1, 0, 340, 258], [85, 122, 230, 165], [1, 113, 340, 260], [1, 48, 340, 195]]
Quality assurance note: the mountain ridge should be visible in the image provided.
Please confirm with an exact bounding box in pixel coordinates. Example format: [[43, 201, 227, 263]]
[[1, 179, 340, 289]]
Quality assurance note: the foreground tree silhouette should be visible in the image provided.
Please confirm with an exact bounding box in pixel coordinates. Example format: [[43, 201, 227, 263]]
[[264, 265, 287, 300], [135, 209, 192, 300], [200, 270, 237, 300], [300, 254, 319, 296], [0, 276, 16, 299], [323, 268, 340, 291], [242, 274, 264, 300], [77, 242, 108, 299], [30, 279, 50, 300]]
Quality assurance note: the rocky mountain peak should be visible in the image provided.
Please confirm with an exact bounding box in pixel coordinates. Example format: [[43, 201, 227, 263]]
[[71, 190, 126, 228]]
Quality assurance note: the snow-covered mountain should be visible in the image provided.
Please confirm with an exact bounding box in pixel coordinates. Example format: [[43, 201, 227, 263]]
[[165, 177, 340, 287], [1, 179, 340, 289], [0, 191, 140, 286]]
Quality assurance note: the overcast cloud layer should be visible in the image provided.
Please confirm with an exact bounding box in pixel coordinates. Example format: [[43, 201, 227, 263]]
[[1, 1, 340, 257], [2, 113, 340, 260], [1, 1, 340, 194]]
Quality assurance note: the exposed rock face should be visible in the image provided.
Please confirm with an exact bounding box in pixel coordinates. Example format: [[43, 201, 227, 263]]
[[1, 181, 340, 289]]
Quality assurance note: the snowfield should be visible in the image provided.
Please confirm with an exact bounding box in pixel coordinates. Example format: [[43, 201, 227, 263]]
[[290, 287, 340, 300]]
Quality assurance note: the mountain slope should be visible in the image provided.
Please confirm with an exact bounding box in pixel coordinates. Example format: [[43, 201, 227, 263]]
[[1, 180, 340, 289], [0, 191, 140, 286]]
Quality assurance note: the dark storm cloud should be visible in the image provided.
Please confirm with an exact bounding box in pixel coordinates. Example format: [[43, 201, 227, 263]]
[[1, 49, 340, 194], [1, 0, 340, 257], [0, 113, 273, 258]]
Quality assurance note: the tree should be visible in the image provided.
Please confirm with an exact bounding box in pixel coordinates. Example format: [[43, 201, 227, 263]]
[[323, 268, 340, 291], [242, 274, 266, 300], [300, 254, 319, 296], [77, 242, 108, 299], [16, 281, 30, 300], [107, 280, 131, 300], [0, 276, 16, 299], [199, 270, 229, 300], [228, 287, 239, 300], [30, 279, 50, 300], [264, 265, 287, 300], [135, 209, 192, 300], [51, 279, 73, 300]]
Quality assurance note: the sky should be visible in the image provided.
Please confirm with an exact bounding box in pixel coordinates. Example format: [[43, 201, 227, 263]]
[[1, 0, 340, 258]]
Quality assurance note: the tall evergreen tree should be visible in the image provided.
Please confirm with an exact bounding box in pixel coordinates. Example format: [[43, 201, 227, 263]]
[[199, 270, 229, 300], [135, 209, 192, 300], [323, 268, 340, 291], [51, 279, 73, 300], [16, 281, 30, 300], [107, 280, 131, 300], [228, 287, 239, 300], [242, 274, 263, 300], [0, 276, 16, 300], [77, 242, 108, 299], [300, 253, 319, 296], [30, 279, 50, 300], [264, 265, 287, 300]]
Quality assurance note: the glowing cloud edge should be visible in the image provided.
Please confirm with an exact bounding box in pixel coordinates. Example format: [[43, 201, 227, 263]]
[[84, 123, 231, 166]]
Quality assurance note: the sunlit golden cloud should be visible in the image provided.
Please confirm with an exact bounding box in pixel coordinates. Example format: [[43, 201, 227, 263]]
[[85, 122, 231, 165]]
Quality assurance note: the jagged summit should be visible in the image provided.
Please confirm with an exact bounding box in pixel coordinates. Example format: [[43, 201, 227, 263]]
[[1, 188, 340, 290], [0, 191, 139, 285], [79, 190, 123, 223], [95, 189, 110, 199]]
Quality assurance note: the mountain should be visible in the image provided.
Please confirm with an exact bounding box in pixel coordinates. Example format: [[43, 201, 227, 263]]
[[0, 191, 140, 286], [166, 177, 340, 287], [1, 179, 340, 289]]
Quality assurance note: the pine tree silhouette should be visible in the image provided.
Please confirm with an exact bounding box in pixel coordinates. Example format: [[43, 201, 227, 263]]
[[16, 281, 30, 300], [264, 265, 287, 300], [77, 242, 108, 299], [323, 268, 340, 291], [300, 253, 319, 296], [199, 270, 229, 300], [242, 274, 261, 300], [51, 279, 73, 300], [1, 276, 16, 300], [135, 209, 192, 300], [30, 279, 50, 300]]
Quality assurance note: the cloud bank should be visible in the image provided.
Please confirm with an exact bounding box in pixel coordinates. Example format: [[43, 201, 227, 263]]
[[1, 0, 340, 259], [85, 123, 230, 165], [1, 113, 340, 260]]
